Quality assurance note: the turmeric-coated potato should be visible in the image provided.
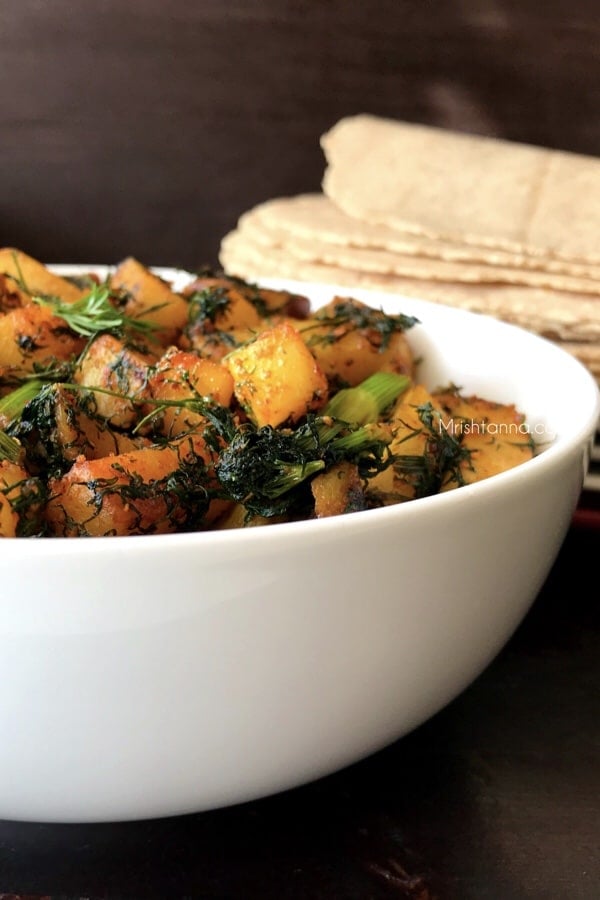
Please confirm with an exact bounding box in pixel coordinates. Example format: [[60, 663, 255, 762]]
[[0, 460, 45, 537], [110, 257, 189, 344], [74, 334, 154, 428], [46, 432, 217, 537], [298, 298, 414, 386], [51, 385, 151, 462], [311, 461, 367, 518], [368, 384, 446, 502], [224, 321, 329, 427], [147, 348, 234, 437], [0, 305, 85, 375], [0, 249, 85, 304], [434, 390, 535, 488]]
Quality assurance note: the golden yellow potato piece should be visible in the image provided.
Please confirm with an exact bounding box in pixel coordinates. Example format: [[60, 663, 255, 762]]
[[46, 432, 216, 537], [311, 461, 366, 517], [0, 305, 84, 375], [434, 391, 535, 488], [74, 333, 153, 428], [110, 257, 189, 344], [0, 249, 84, 304], [224, 321, 328, 427], [147, 349, 234, 437]]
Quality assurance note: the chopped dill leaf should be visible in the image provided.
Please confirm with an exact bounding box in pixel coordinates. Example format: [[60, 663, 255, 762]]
[[32, 284, 161, 338]]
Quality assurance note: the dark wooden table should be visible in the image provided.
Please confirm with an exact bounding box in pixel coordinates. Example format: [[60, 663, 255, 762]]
[[0, 520, 597, 900]]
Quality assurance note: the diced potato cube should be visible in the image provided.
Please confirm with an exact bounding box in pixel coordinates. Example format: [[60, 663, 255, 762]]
[[110, 257, 189, 344], [434, 391, 535, 488], [0, 460, 44, 536], [301, 325, 414, 386], [311, 461, 366, 517], [52, 385, 150, 461], [0, 249, 84, 304], [181, 279, 265, 360], [369, 384, 444, 502], [74, 334, 153, 428], [45, 432, 217, 537], [0, 305, 84, 374], [0, 273, 30, 312], [151, 348, 234, 404], [224, 321, 328, 427], [183, 278, 263, 331], [147, 349, 234, 437], [298, 298, 414, 386]]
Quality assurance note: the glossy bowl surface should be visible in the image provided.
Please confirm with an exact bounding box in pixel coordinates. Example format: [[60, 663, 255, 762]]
[[1, 271, 598, 822]]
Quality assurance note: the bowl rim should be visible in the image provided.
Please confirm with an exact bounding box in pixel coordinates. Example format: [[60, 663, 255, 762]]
[[1, 266, 597, 555]]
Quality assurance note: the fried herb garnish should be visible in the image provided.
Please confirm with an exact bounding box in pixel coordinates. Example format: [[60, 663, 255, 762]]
[[0, 380, 48, 463], [7, 384, 71, 476], [186, 287, 231, 328], [215, 417, 390, 518], [215, 373, 407, 518]]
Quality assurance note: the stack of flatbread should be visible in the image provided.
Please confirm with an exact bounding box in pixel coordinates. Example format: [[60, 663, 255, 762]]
[[220, 114, 600, 381]]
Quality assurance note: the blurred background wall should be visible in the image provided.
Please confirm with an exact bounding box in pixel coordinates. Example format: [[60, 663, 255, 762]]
[[2, 0, 599, 269]]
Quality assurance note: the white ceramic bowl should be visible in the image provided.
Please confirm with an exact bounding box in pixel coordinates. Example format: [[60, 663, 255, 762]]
[[1, 273, 598, 823]]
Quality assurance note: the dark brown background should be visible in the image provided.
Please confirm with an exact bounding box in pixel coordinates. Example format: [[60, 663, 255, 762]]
[[2, 0, 600, 270]]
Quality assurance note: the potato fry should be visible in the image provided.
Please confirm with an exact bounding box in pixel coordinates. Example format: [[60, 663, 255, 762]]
[[73, 334, 154, 428], [0, 249, 84, 304], [311, 461, 366, 517], [224, 321, 329, 427], [147, 349, 234, 437], [0, 252, 538, 538], [434, 390, 535, 488], [46, 432, 218, 537], [110, 257, 189, 344], [0, 460, 44, 537], [0, 305, 84, 375]]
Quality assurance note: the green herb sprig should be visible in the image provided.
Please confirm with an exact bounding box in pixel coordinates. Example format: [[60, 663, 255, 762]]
[[31, 284, 161, 338], [0, 430, 21, 463], [0, 380, 47, 462], [215, 372, 408, 517]]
